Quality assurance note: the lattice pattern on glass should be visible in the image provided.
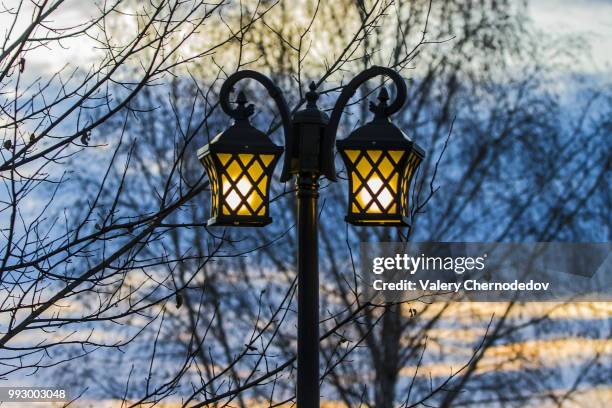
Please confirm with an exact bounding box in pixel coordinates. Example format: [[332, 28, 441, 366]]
[[203, 155, 219, 215], [344, 149, 405, 215], [214, 153, 276, 217], [400, 151, 421, 216]]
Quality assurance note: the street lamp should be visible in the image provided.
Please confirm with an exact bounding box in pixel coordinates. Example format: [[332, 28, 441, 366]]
[[198, 90, 282, 226], [198, 66, 424, 407], [337, 87, 424, 226]]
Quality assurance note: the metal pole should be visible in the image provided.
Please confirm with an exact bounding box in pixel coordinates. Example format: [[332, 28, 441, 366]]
[[209, 68, 412, 408], [296, 172, 320, 408]]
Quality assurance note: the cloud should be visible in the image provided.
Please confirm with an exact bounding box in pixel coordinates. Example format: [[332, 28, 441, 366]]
[[529, 0, 612, 71]]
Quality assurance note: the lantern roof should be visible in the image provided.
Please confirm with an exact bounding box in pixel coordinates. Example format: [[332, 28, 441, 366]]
[[336, 87, 425, 157], [197, 91, 283, 159], [337, 119, 424, 156]]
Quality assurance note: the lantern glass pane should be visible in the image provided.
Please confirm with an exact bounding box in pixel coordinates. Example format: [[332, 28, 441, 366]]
[[357, 187, 373, 210], [368, 176, 383, 194], [356, 156, 373, 178], [226, 161, 242, 180], [221, 175, 230, 194], [389, 150, 403, 164], [351, 173, 360, 193], [203, 156, 219, 214], [378, 187, 394, 209], [250, 191, 263, 210], [345, 150, 360, 163], [260, 154, 275, 166], [368, 150, 382, 163], [212, 151, 278, 220], [379, 157, 394, 178], [218, 153, 232, 165], [347, 149, 405, 216], [389, 173, 399, 193], [250, 161, 264, 180], [257, 178, 268, 194], [226, 190, 242, 211], [401, 151, 421, 216], [238, 153, 254, 166], [236, 176, 252, 196]]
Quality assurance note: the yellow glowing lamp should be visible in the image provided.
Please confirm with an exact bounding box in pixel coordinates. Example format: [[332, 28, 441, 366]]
[[337, 88, 424, 226], [198, 92, 282, 227]]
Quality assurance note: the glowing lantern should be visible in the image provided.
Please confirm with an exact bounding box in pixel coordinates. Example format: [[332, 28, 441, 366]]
[[337, 88, 424, 226], [198, 92, 282, 226]]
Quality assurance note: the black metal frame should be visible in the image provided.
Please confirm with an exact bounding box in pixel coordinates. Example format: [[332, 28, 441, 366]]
[[197, 66, 424, 408]]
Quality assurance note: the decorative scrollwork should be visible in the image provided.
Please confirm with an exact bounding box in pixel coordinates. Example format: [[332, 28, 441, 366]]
[[320, 66, 408, 181], [219, 70, 293, 135], [218, 67, 407, 183]]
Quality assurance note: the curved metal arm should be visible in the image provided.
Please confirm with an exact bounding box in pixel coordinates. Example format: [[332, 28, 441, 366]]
[[219, 69, 293, 149], [320, 66, 408, 181]]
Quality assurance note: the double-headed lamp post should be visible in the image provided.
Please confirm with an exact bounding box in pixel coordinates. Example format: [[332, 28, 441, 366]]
[[197, 66, 424, 407]]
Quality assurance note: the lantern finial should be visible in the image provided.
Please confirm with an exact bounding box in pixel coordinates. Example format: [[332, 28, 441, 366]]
[[305, 81, 319, 108], [236, 90, 248, 105], [369, 86, 390, 120], [231, 90, 254, 121]]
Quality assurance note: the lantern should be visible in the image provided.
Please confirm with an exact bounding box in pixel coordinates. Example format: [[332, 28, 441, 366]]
[[336, 88, 424, 226], [198, 92, 282, 226]]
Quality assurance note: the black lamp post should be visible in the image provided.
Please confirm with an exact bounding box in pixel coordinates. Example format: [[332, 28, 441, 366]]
[[197, 66, 424, 407]]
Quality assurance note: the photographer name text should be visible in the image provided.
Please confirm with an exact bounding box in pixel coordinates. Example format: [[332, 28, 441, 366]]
[[372, 279, 550, 292]]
